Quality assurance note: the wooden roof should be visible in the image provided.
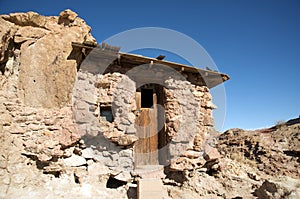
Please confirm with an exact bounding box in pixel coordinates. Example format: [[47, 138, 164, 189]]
[[72, 42, 230, 88]]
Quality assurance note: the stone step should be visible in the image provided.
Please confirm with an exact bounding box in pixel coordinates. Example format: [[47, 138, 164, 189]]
[[137, 178, 166, 199], [134, 165, 166, 179]]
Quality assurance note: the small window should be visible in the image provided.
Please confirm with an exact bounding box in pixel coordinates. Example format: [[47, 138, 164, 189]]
[[100, 106, 113, 122], [141, 89, 153, 108]]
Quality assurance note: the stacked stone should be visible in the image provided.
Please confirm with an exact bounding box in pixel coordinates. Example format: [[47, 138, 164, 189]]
[[72, 71, 136, 175], [164, 78, 216, 171]]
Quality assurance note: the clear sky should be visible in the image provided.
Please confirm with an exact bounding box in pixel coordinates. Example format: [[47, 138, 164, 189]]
[[1, 0, 300, 131]]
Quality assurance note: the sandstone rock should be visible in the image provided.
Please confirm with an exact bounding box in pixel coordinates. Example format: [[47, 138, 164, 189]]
[[58, 127, 80, 148], [204, 146, 221, 161], [170, 157, 206, 171], [58, 9, 78, 25], [1, 10, 96, 108], [37, 153, 52, 162], [14, 26, 49, 43], [2, 11, 47, 28], [64, 154, 86, 167], [103, 128, 120, 139]]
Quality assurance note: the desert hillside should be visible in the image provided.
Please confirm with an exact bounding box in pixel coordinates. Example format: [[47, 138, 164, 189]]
[[162, 118, 300, 199]]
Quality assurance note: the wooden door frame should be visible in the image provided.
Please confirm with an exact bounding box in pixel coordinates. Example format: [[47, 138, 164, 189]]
[[134, 84, 168, 166]]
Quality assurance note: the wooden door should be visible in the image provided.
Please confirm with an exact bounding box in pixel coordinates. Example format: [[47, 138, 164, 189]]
[[134, 88, 159, 166]]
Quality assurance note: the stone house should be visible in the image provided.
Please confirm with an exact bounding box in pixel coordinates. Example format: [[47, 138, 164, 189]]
[[71, 42, 229, 174], [0, 10, 231, 197]]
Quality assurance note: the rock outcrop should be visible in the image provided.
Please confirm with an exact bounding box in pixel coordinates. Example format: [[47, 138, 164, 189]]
[[0, 9, 95, 108], [217, 123, 300, 178]]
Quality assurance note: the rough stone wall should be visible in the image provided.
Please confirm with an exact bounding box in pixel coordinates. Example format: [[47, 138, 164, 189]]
[[0, 10, 128, 198], [72, 68, 216, 173], [163, 79, 216, 171], [0, 9, 88, 163], [72, 71, 137, 175]]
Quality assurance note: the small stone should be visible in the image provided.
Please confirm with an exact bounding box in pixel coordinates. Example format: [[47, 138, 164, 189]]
[[198, 167, 208, 172], [193, 91, 204, 98], [88, 162, 110, 175], [204, 146, 221, 161], [9, 124, 26, 134], [81, 148, 94, 159], [205, 101, 217, 109], [44, 118, 55, 126], [102, 151, 110, 157], [20, 107, 36, 116], [114, 171, 132, 182], [183, 150, 202, 159], [126, 126, 136, 134], [63, 154, 86, 167], [248, 172, 260, 181], [117, 134, 138, 146], [73, 147, 82, 155], [37, 153, 52, 162], [27, 123, 43, 131], [119, 149, 132, 158], [127, 112, 135, 123], [79, 139, 85, 145], [86, 159, 94, 166], [63, 147, 74, 158]]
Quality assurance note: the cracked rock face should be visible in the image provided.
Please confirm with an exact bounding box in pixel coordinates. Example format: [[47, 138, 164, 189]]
[[1, 9, 96, 108]]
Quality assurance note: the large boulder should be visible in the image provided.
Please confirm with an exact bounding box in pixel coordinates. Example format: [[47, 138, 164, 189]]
[[0, 9, 96, 108]]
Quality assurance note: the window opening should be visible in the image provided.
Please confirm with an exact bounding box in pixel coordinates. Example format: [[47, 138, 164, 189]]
[[141, 88, 153, 108], [100, 106, 114, 122]]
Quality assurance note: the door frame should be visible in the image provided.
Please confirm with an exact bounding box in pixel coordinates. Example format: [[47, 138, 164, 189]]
[[134, 84, 168, 167]]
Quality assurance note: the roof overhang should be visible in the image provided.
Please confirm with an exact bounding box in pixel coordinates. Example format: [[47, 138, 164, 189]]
[[71, 42, 230, 88]]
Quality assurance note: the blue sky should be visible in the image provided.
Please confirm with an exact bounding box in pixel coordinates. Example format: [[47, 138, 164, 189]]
[[1, 0, 300, 131]]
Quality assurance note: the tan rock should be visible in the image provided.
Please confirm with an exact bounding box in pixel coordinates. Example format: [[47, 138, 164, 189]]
[[1, 10, 97, 108], [117, 134, 138, 146], [0, 17, 17, 64], [58, 128, 80, 148], [205, 101, 217, 109], [170, 157, 205, 171], [204, 146, 221, 161], [2, 11, 47, 28], [0, 112, 12, 126], [14, 26, 48, 43], [182, 150, 202, 159], [58, 9, 78, 25]]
